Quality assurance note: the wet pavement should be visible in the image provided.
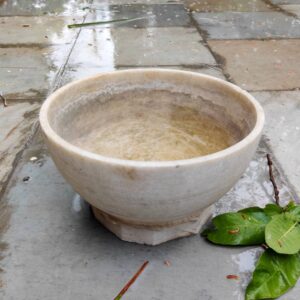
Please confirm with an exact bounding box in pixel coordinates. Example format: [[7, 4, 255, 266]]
[[1, 0, 300, 299], [193, 12, 300, 39]]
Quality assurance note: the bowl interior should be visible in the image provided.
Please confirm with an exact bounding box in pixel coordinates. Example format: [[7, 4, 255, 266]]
[[45, 70, 257, 161]]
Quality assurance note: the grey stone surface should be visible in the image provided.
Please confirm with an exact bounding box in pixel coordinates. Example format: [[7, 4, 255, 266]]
[[0, 16, 81, 45], [254, 91, 300, 196], [271, 0, 300, 4], [208, 39, 300, 91], [0, 46, 69, 100], [0, 102, 39, 194], [0, 138, 298, 300], [85, 4, 191, 28], [186, 0, 272, 12], [0, 0, 90, 16], [193, 11, 300, 39], [68, 27, 215, 67], [280, 4, 300, 17]]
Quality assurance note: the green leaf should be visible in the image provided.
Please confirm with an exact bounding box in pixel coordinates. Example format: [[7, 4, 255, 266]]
[[286, 206, 300, 221], [266, 213, 300, 254], [263, 203, 283, 216], [204, 208, 271, 246], [246, 250, 300, 300], [284, 200, 296, 211], [204, 205, 283, 246]]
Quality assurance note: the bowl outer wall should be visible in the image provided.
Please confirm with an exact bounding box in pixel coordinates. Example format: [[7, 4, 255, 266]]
[[44, 134, 261, 224], [39, 69, 264, 224]]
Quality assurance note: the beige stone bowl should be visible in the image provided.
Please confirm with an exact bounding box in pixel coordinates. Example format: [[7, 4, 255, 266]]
[[40, 69, 264, 245]]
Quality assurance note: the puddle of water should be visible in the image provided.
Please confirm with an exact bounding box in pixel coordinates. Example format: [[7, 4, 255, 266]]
[[0, 0, 89, 16], [231, 248, 261, 274], [72, 193, 83, 213], [231, 247, 263, 299], [67, 4, 116, 71], [71, 194, 91, 218]]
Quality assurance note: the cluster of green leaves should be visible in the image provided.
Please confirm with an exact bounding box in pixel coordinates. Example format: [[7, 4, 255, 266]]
[[202, 201, 300, 299]]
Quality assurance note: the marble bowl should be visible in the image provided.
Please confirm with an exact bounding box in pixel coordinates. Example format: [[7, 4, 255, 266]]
[[40, 69, 264, 245]]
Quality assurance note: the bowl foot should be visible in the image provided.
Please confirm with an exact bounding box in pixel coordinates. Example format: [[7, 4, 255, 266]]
[[91, 205, 215, 246]]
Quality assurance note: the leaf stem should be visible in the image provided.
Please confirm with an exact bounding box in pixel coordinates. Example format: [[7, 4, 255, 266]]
[[114, 261, 149, 300], [266, 154, 280, 206]]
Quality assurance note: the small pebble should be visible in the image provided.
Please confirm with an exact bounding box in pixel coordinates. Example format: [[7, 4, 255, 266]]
[[30, 156, 38, 161], [22, 176, 31, 182], [226, 274, 239, 280], [164, 260, 171, 267]]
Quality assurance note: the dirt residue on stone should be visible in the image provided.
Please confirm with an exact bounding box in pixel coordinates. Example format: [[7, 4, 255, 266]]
[[0, 200, 10, 289], [0, 201, 11, 235]]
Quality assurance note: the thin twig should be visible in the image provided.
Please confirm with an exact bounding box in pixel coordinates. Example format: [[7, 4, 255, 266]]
[[0, 94, 7, 107], [266, 154, 280, 206], [68, 17, 146, 28], [114, 261, 149, 300]]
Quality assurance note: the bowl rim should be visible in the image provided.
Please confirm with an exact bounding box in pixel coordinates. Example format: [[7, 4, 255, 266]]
[[39, 68, 265, 168]]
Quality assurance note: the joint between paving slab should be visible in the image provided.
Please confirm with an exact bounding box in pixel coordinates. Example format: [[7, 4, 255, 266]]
[[188, 12, 234, 84], [261, 136, 300, 204], [262, 0, 297, 17], [2, 98, 45, 105], [0, 43, 64, 48], [248, 87, 300, 93], [207, 36, 300, 41]]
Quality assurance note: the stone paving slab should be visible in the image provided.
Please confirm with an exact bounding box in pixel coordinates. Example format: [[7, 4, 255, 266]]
[[68, 27, 215, 67], [208, 39, 300, 91], [85, 4, 191, 28], [0, 46, 70, 100], [0, 102, 39, 195], [0, 0, 90, 16], [280, 4, 300, 17], [0, 137, 298, 300], [271, 0, 300, 4], [0, 16, 81, 45], [253, 90, 300, 196], [193, 11, 300, 39], [186, 0, 272, 12]]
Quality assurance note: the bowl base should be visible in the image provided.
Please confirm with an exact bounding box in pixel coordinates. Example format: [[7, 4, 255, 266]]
[[91, 205, 214, 246]]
